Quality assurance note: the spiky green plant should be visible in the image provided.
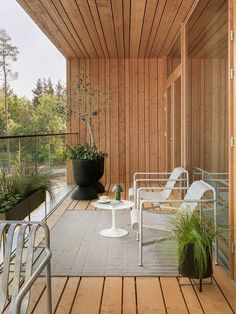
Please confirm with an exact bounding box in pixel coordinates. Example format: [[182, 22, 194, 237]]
[[0, 166, 53, 213], [17, 171, 53, 199], [172, 210, 216, 278]]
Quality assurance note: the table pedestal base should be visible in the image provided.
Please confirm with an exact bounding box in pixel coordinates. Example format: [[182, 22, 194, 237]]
[[100, 228, 128, 238]]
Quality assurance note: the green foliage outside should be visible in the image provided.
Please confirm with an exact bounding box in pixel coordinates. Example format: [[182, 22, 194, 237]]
[[0, 79, 67, 166], [0, 79, 66, 136], [0, 28, 68, 168]]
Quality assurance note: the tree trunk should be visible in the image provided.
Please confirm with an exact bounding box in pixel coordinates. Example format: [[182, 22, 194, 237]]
[[3, 58, 10, 170], [86, 117, 96, 148]]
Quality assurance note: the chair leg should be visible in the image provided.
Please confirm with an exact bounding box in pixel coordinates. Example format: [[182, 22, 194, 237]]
[[46, 263, 52, 314], [139, 209, 143, 266], [138, 232, 142, 266], [199, 278, 202, 292]]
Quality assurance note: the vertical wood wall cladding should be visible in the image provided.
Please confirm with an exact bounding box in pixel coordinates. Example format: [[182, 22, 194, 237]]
[[68, 58, 166, 183], [187, 58, 228, 174]]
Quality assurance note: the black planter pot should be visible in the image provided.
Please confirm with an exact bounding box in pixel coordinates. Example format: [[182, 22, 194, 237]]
[[178, 244, 212, 291], [71, 159, 98, 200], [92, 158, 105, 193]]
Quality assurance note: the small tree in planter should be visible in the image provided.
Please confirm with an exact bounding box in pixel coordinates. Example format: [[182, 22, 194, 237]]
[[67, 143, 107, 200], [68, 69, 112, 198], [70, 69, 112, 149]]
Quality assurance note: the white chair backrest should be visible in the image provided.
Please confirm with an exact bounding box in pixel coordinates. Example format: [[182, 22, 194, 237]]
[[162, 167, 188, 199], [181, 180, 215, 211]]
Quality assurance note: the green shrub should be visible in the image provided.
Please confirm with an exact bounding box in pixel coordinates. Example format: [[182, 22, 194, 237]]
[[67, 143, 108, 161]]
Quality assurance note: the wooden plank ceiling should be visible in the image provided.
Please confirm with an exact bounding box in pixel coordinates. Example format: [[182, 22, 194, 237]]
[[167, 0, 228, 59], [16, 0, 196, 59], [188, 0, 228, 58]]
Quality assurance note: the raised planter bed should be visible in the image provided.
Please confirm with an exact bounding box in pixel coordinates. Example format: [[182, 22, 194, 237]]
[[0, 189, 46, 221]]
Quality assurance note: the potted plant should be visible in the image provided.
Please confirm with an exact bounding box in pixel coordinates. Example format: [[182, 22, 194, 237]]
[[172, 210, 216, 292], [67, 143, 107, 200], [68, 69, 112, 197], [0, 167, 53, 220]]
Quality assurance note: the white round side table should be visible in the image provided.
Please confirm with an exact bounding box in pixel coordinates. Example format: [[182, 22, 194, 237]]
[[91, 200, 134, 238]]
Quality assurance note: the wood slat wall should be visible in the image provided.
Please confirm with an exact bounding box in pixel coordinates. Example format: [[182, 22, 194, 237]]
[[187, 58, 228, 174], [67, 58, 166, 183]]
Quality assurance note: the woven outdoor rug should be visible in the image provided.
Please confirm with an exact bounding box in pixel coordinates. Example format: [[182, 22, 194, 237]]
[[48, 210, 178, 276]]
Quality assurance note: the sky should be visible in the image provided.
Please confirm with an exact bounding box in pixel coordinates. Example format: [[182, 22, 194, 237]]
[[0, 0, 66, 100]]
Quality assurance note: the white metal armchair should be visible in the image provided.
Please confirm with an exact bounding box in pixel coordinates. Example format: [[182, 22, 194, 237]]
[[129, 167, 189, 207], [0, 221, 52, 314], [136, 180, 216, 266]]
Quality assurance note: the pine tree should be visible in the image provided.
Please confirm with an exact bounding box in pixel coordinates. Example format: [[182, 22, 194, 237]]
[[0, 28, 19, 168], [42, 78, 48, 94], [32, 78, 43, 106], [55, 80, 66, 117], [55, 79, 64, 97], [47, 78, 54, 95]]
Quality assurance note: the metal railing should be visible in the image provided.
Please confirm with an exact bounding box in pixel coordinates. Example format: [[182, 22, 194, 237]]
[[0, 132, 78, 168], [192, 167, 229, 268]]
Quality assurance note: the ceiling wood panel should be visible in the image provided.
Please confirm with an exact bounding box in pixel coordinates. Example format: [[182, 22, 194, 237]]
[[159, 0, 196, 56], [96, 0, 118, 57], [16, 0, 198, 58], [60, 0, 98, 57], [87, 0, 110, 58], [51, 0, 89, 58], [144, 0, 167, 57], [129, 0, 146, 57], [187, 0, 228, 58], [76, 0, 105, 57], [40, 0, 87, 57], [111, 0, 125, 58], [123, 0, 131, 57], [138, 0, 159, 57], [17, 0, 77, 58], [149, 0, 183, 57]]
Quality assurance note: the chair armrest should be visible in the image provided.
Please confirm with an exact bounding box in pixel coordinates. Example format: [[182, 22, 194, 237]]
[[136, 186, 188, 200], [137, 186, 188, 192], [135, 178, 188, 182], [12, 248, 52, 314], [141, 198, 215, 204], [133, 172, 171, 187], [139, 198, 215, 209], [141, 204, 180, 211], [133, 179, 188, 200], [159, 205, 180, 210]]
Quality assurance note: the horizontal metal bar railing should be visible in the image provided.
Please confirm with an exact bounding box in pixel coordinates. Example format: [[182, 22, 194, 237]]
[[0, 132, 78, 140]]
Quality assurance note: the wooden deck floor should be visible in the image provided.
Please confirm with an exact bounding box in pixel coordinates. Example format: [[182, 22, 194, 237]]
[[5, 184, 236, 313]]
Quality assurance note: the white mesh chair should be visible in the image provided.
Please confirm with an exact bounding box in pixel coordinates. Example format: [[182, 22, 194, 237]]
[[0, 221, 52, 314], [136, 180, 216, 266], [129, 167, 189, 207]]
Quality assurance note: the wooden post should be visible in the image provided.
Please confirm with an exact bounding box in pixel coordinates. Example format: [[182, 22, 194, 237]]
[[228, 0, 235, 279], [181, 23, 187, 170]]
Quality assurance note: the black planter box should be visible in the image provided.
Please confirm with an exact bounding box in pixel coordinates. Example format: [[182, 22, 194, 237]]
[[178, 243, 213, 279], [0, 189, 46, 221]]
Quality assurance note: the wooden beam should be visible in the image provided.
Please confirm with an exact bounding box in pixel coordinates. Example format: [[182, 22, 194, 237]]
[[181, 23, 187, 168], [228, 0, 235, 279]]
